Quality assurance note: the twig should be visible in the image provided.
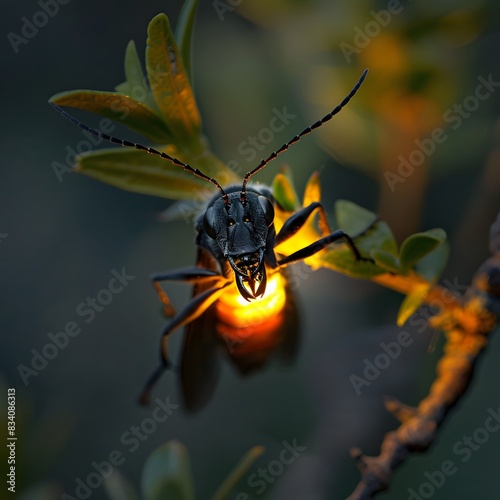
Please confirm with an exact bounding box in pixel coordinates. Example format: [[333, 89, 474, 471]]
[[372, 272, 462, 313], [347, 214, 500, 499]]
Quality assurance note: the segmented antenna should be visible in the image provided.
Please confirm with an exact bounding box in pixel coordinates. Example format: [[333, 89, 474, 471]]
[[49, 102, 230, 205], [240, 68, 368, 204]]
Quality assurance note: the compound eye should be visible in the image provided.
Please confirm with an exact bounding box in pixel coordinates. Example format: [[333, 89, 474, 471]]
[[203, 206, 217, 239], [258, 196, 275, 227]]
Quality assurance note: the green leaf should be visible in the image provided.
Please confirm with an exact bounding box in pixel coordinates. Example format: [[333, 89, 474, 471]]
[[317, 219, 396, 279], [399, 228, 447, 271], [122, 40, 159, 110], [273, 173, 299, 211], [314, 201, 399, 278], [146, 13, 201, 142], [415, 240, 450, 283], [397, 284, 430, 326], [213, 446, 265, 500], [141, 441, 195, 500], [114, 40, 153, 108], [371, 248, 401, 273], [124, 41, 146, 93], [49, 90, 173, 144], [335, 200, 378, 236], [75, 147, 211, 200], [175, 0, 200, 80], [104, 470, 140, 500]]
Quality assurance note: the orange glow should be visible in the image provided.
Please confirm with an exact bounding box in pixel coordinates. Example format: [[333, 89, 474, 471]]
[[274, 207, 324, 269], [216, 272, 287, 342]]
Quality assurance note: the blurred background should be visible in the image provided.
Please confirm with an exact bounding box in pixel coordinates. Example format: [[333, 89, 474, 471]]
[[1, 0, 499, 498]]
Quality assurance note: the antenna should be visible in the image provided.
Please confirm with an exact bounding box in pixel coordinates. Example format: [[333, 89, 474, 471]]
[[51, 68, 368, 207], [49, 102, 230, 205], [240, 68, 368, 204]]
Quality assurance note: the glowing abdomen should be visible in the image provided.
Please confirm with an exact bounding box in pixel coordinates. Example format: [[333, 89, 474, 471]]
[[215, 272, 288, 355]]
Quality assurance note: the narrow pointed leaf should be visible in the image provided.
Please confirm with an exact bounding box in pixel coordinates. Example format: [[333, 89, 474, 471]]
[[175, 0, 200, 80], [141, 441, 195, 500], [50, 90, 173, 144], [302, 171, 321, 206], [146, 13, 201, 141], [124, 40, 148, 97], [301, 171, 326, 235], [75, 148, 211, 200], [273, 173, 299, 211], [397, 283, 430, 326], [213, 446, 265, 500], [121, 40, 158, 111], [400, 228, 447, 271]]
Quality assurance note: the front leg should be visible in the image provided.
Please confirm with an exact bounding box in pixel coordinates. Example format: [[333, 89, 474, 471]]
[[278, 229, 368, 268], [276, 202, 377, 266], [152, 267, 222, 317], [275, 202, 331, 247], [139, 280, 230, 406]]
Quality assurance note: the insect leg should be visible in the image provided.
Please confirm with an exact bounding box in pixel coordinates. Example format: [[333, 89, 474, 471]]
[[277, 229, 367, 268], [152, 267, 221, 317], [139, 281, 230, 405], [275, 202, 331, 247]]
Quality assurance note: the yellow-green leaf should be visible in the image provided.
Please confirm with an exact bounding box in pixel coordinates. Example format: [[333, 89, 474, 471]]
[[123, 40, 158, 109], [397, 284, 430, 326], [318, 218, 396, 279], [302, 171, 321, 206], [273, 173, 299, 211], [400, 228, 447, 271], [146, 13, 201, 142], [301, 171, 325, 235], [415, 241, 450, 283], [75, 148, 211, 200], [175, 0, 200, 80], [317, 200, 398, 278], [335, 200, 378, 236], [114, 40, 155, 109], [50, 90, 173, 144], [124, 41, 146, 93]]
